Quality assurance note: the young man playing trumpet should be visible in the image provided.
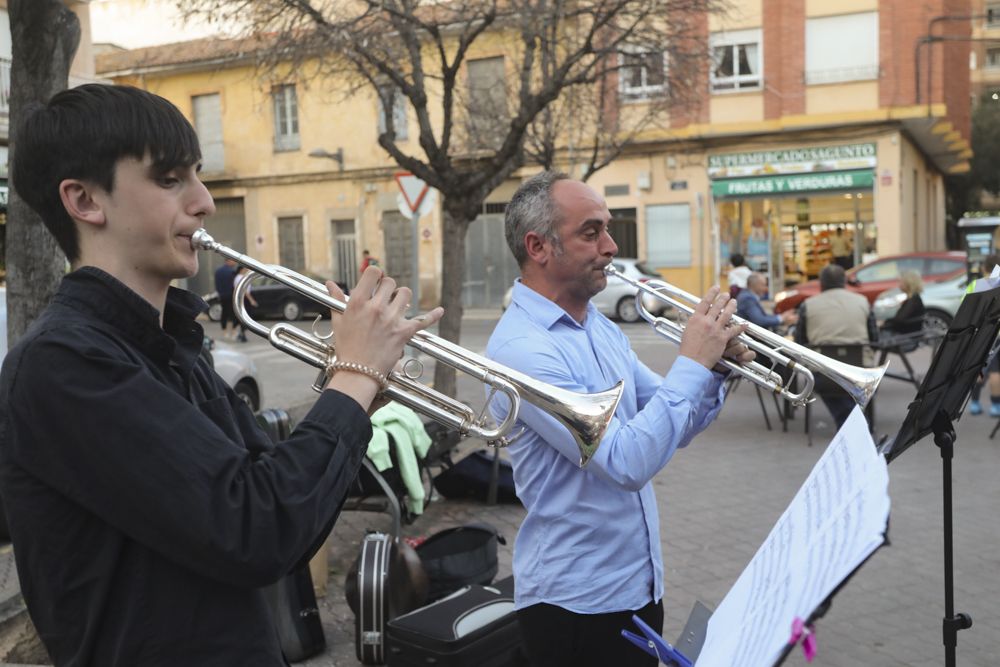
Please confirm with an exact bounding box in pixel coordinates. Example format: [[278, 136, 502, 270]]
[[0, 84, 441, 665], [487, 172, 753, 666]]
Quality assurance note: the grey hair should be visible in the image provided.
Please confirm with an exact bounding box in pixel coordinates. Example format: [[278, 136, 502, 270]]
[[505, 171, 571, 267]]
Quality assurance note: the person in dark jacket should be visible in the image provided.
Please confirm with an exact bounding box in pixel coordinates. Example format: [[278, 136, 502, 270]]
[[880, 270, 925, 337], [0, 83, 442, 666], [736, 272, 797, 332]]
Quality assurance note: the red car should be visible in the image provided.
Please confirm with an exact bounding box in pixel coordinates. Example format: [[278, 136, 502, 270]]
[[773, 251, 967, 313]]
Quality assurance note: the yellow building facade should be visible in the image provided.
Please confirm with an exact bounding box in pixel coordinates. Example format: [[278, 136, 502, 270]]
[[96, 0, 972, 305]]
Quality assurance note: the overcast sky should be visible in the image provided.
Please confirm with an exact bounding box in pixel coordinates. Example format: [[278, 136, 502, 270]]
[[89, 0, 229, 49]]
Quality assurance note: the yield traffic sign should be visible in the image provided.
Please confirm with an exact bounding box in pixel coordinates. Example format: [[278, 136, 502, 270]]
[[394, 172, 430, 214]]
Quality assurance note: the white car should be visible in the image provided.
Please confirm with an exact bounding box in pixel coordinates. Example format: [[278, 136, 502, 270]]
[[203, 339, 263, 411], [872, 273, 966, 335], [501, 258, 670, 323]]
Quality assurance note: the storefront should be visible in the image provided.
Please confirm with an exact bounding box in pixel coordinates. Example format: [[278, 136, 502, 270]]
[[709, 142, 878, 289]]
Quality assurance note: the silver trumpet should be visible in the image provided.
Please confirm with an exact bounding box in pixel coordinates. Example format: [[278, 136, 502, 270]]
[[605, 265, 888, 408], [192, 229, 622, 467]]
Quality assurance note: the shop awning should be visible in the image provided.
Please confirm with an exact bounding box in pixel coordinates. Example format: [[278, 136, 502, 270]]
[[711, 169, 873, 198]]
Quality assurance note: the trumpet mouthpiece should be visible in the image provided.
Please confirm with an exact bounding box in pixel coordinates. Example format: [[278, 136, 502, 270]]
[[190, 228, 215, 251]]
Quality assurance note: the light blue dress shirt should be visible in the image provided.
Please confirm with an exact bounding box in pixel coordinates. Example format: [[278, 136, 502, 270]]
[[486, 280, 727, 614]]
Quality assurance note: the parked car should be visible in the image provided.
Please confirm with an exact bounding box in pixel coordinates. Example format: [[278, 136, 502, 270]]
[[501, 258, 670, 323], [201, 337, 263, 411], [205, 274, 349, 322], [774, 251, 966, 314], [872, 273, 967, 335]]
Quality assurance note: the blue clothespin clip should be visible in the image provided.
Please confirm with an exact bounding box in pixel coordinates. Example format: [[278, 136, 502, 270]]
[[621, 614, 693, 667]]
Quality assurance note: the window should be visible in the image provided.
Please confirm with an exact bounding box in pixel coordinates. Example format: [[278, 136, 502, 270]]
[[272, 84, 300, 152], [619, 50, 666, 99], [855, 258, 923, 283], [710, 29, 761, 92], [192, 93, 224, 172], [987, 3, 1000, 27], [646, 204, 691, 268], [277, 216, 305, 271], [806, 13, 879, 84], [925, 257, 964, 276], [987, 47, 1000, 69], [377, 85, 409, 141], [466, 56, 507, 150]]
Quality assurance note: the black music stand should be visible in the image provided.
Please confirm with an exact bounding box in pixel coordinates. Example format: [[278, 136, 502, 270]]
[[879, 284, 1000, 667]]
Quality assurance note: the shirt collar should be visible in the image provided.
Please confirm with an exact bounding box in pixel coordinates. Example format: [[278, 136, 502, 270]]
[[54, 267, 207, 367], [510, 278, 598, 330]]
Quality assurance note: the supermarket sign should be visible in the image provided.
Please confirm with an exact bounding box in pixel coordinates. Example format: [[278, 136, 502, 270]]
[[711, 169, 874, 198], [708, 143, 876, 179]]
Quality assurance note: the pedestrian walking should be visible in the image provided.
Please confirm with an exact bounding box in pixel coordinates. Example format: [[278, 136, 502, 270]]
[[214, 257, 238, 339], [234, 265, 258, 343]]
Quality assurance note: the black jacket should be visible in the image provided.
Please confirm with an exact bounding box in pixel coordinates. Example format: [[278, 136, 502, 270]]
[[882, 294, 926, 334], [0, 268, 371, 666]]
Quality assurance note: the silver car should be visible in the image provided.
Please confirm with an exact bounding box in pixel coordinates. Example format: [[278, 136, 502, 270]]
[[203, 339, 263, 411], [502, 258, 669, 323], [872, 273, 966, 335]]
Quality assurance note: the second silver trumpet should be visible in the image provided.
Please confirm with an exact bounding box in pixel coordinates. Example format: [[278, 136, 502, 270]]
[[605, 265, 887, 408]]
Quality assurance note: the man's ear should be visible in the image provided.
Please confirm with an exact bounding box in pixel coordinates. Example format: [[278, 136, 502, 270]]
[[59, 179, 106, 228], [523, 231, 551, 265]]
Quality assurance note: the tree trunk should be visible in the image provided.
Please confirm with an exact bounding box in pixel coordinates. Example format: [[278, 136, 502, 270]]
[[431, 208, 471, 398], [7, 0, 80, 345]]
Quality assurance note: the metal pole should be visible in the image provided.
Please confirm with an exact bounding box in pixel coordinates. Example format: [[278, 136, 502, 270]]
[[410, 209, 421, 316]]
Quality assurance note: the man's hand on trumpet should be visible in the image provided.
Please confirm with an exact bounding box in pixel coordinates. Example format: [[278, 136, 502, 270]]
[[678, 286, 752, 371]]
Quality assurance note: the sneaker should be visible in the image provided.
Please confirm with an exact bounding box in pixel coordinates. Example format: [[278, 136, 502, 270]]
[[969, 400, 982, 415], [990, 403, 1000, 418]]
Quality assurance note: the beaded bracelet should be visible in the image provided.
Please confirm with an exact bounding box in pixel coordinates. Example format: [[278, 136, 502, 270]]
[[330, 360, 389, 392]]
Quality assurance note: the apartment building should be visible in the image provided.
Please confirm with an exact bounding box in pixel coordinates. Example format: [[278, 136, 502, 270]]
[[96, 0, 973, 304]]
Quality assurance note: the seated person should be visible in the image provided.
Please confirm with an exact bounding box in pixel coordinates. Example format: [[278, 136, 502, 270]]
[[880, 270, 925, 337], [736, 273, 797, 332], [794, 264, 877, 427]]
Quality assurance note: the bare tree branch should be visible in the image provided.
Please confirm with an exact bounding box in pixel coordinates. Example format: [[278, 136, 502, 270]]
[[175, 0, 726, 395]]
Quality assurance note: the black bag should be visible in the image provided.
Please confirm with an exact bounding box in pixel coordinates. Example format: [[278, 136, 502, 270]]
[[432, 450, 520, 504], [263, 565, 326, 663], [416, 523, 505, 602], [346, 533, 429, 665], [385, 576, 526, 667], [257, 408, 292, 441]]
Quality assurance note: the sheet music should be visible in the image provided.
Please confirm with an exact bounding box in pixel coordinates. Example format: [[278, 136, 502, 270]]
[[695, 407, 890, 667]]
